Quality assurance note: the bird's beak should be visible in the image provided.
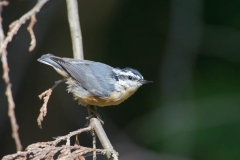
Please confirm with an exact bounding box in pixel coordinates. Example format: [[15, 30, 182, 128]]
[[140, 80, 153, 84]]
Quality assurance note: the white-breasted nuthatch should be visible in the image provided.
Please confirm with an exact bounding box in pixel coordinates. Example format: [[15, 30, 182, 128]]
[[38, 54, 152, 107]]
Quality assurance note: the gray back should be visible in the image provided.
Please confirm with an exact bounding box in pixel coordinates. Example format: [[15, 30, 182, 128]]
[[51, 57, 115, 97], [89, 62, 115, 95]]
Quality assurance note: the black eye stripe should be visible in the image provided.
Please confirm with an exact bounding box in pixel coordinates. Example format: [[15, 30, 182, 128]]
[[115, 73, 141, 81], [118, 75, 132, 80]]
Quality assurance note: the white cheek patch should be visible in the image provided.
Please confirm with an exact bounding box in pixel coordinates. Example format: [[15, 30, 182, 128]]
[[118, 79, 128, 86], [116, 79, 142, 89]]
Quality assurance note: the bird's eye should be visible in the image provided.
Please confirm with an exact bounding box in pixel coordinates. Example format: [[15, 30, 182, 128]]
[[128, 76, 133, 80]]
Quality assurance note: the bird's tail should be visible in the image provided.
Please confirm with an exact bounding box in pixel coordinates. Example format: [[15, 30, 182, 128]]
[[37, 54, 57, 66], [38, 54, 69, 77]]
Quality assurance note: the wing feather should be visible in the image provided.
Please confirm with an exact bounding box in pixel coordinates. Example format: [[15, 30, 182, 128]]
[[50, 57, 113, 97]]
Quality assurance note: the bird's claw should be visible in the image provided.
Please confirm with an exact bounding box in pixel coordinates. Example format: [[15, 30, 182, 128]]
[[86, 114, 104, 125]]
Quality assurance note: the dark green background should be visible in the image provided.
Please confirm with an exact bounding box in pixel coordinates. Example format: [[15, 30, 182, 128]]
[[1, 0, 240, 159]]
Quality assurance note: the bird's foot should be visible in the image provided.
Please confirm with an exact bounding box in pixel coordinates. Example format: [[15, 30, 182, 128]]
[[86, 114, 104, 125]]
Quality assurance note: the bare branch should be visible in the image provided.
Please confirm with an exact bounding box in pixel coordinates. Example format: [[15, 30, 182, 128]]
[[90, 118, 119, 160], [2, 143, 110, 160], [0, 3, 22, 151], [0, 1, 9, 7], [2, 126, 115, 160], [27, 15, 37, 52], [66, 0, 84, 59], [0, 0, 49, 56], [52, 126, 92, 146], [1, 52, 22, 151], [37, 88, 53, 129], [37, 79, 66, 128], [65, 0, 119, 158], [92, 130, 97, 160]]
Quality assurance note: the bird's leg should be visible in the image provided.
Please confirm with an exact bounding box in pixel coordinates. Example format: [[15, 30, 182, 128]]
[[51, 78, 67, 90], [86, 105, 104, 124]]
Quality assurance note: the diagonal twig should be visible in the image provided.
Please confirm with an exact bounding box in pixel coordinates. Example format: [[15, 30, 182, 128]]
[[37, 88, 52, 129], [52, 126, 92, 146], [37, 79, 66, 128], [2, 126, 107, 160], [0, 1, 9, 7], [1, 52, 22, 151], [27, 15, 37, 52], [0, 0, 49, 56], [0, 0, 48, 150], [0, 2, 22, 151]]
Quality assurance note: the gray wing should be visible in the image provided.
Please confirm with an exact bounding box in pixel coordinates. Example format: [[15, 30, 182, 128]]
[[51, 57, 114, 97]]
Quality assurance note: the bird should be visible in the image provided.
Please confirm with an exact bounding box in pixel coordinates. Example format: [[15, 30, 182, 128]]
[[38, 54, 152, 107]]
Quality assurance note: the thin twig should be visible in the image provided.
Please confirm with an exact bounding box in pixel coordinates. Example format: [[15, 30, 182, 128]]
[[3, 141, 109, 160], [92, 130, 97, 160], [0, 1, 9, 7], [2, 125, 116, 159], [0, 4, 22, 151], [37, 88, 52, 128], [1, 52, 22, 151], [66, 0, 84, 60], [0, 0, 49, 56], [52, 126, 92, 146], [37, 79, 65, 128], [27, 15, 37, 52], [90, 118, 118, 160]]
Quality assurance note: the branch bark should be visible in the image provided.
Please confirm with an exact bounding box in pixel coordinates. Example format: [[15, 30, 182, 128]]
[[2, 126, 111, 160], [0, 0, 49, 152], [66, 0, 84, 60], [1, 52, 22, 151], [66, 1, 118, 159], [0, 1, 22, 152], [27, 15, 37, 52], [90, 118, 118, 159], [0, 0, 49, 56]]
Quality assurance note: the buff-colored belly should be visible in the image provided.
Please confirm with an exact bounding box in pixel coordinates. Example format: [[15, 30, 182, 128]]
[[66, 78, 138, 107], [77, 88, 137, 107]]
